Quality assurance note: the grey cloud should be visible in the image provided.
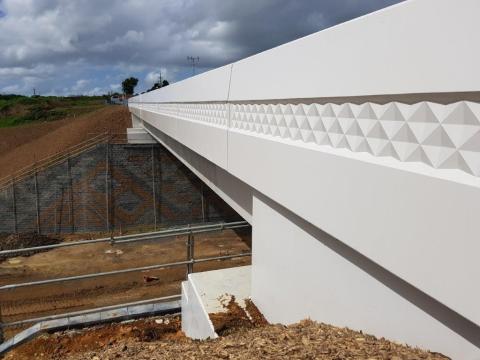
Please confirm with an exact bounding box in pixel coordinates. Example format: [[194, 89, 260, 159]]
[[0, 0, 403, 95]]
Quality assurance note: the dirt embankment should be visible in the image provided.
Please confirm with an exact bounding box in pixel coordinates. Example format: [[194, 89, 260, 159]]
[[0, 229, 251, 340], [0, 106, 131, 179], [0, 232, 61, 261]]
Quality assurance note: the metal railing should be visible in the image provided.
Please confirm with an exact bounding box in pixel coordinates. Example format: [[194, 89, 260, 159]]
[[0, 220, 251, 330], [0, 221, 247, 257], [0, 132, 131, 191], [0, 131, 160, 235], [3, 294, 181, 328], [0, 133, 110, 191]]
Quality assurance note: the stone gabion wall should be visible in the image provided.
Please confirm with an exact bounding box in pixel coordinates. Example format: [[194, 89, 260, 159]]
[[0, 143, 241, 235]]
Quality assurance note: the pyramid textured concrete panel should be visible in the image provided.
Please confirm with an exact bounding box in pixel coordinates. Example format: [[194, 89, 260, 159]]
[[231, 101, 480, 176], [131, 101, 480, 177]]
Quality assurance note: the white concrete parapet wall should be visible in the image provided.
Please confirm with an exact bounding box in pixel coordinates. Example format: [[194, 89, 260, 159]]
[[130, 1, 480, 358]]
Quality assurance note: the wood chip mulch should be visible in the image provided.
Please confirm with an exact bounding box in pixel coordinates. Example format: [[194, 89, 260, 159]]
[[5, 298, 449, 360], [59, 319, 448, 360]]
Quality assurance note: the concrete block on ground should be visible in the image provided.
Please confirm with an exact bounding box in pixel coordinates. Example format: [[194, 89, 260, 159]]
[[181, 265, 251, 340], [100, 308, 129, 321], [128, 303, 155, 316]]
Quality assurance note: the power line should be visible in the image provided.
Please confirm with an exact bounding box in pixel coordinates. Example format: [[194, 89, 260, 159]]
[[187, 56, 200, 76]]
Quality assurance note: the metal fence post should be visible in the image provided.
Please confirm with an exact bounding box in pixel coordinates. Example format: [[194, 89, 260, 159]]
[[201, 183, 206, 223], [0, 300, 3, 344], [186, 230, 194, 276], [11, 177, 17, 234], [34, 169, 40, 234], [67, 156, 75, 233], [54, 186, 58, 234], [105, 141, 110, 233], [151, 145, 157, 230]]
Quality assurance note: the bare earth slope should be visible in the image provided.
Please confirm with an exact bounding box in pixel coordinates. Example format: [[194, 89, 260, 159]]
[[5, 316, 448, 360], [0, 106, 131, 179]]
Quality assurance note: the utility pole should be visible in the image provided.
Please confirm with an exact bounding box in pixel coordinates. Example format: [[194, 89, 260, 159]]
[[158, 70, 163, 85], [187, 56, 200, 76]]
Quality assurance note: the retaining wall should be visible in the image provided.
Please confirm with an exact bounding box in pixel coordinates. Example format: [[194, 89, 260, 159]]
[[0, 143, 240, 234]]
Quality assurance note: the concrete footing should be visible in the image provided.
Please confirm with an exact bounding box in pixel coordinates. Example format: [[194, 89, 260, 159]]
[[181, 266, 251, 339]]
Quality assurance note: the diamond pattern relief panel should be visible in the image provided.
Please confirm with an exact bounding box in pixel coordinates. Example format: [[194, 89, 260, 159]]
[[156, 103, 178, 117], [138, 103, 229, 127], [230, 102, 480, 176], [177, 103, 228, 127]]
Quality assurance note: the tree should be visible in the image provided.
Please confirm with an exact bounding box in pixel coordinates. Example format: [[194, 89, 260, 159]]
[[122, 77, 138, 96], [148, 79, 170, 92]]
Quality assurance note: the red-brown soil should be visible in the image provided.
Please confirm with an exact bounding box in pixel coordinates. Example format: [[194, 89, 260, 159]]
[[0, 232, 61, 260], [209, 295, 266, 336], [0, 229, 251, 339], [0, 106, 131, 179], [5, 314, 448, 360], [4, 315, 184, 360]]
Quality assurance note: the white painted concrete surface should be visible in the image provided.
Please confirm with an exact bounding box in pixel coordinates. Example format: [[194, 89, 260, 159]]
[[126, 128, 156, 144], [251, 194, 480, 360], [181, 266, 251, 340], [130, 1, 480, 358], [131, 99, 480, 331], [181, 280, 216, 339]]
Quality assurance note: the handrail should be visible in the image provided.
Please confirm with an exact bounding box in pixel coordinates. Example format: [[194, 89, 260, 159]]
[[0, 220, 251, 304], [0, 220, 249, 256], [0, 132, 130, 191], [1, 294, 181, 328], [0, 132, 108, 186], [0, 133, 107, 187], [0, 253, 251, 290]]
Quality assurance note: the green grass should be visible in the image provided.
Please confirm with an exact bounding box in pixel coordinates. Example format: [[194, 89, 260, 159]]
[[0, 95, 107, 128]]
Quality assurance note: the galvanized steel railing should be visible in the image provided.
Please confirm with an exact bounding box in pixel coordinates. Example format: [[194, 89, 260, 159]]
[[0, 220, 251, 329]]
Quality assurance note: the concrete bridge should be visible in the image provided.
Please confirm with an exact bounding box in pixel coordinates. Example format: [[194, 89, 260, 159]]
[[128, 1, 480, 358]]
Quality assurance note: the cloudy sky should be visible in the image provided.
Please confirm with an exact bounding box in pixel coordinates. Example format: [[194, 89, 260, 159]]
[[0, 0, 402, 96]]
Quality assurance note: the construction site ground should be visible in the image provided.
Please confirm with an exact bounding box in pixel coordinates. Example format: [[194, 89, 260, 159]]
[[0, 228, 251, 339], [0, 105, 131, 179], [4, 312, 448, 360]]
